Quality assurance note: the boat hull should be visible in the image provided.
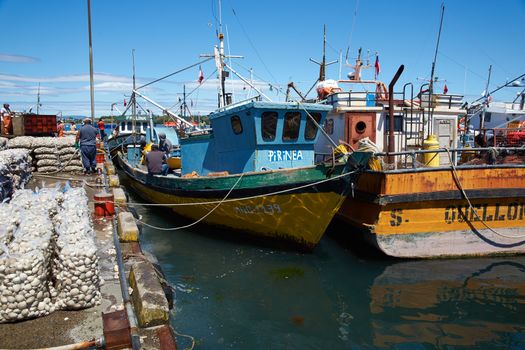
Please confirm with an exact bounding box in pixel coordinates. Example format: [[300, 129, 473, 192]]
[[118, 155, 364, 248], [338, 166, 525, 258]]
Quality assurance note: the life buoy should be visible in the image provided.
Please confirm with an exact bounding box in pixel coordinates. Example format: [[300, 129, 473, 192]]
[[375, 82, 389, 100]]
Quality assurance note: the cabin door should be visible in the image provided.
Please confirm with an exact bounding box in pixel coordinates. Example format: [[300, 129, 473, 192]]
[[344, 113, 376, 150]]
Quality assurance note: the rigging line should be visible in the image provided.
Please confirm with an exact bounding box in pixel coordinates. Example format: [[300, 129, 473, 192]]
[[134, 100, 149, 115], [229, 3, 279, 85], [472, 72, 525, 103], [479, 49, 511, 77], [437, 50, 486, 81], [166, 69, 218, 110], [233, 61, 286, 96], [136, 58, 213, 90]]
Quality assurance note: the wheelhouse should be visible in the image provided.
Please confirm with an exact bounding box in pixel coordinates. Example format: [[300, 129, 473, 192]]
[[180, 101, 332, 175]]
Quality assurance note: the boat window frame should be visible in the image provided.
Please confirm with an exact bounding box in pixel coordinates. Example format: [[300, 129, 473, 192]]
[[282, 111, 301, 141], [304, 112, 322, 140], [323, 118, 334, 135], [230, 115, 243, 135], [126, 121, 132, 131], [261, 111, 278, 141]]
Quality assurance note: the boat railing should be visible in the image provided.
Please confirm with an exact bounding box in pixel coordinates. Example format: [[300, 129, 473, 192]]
[[371, 146, 525, 171], [478, 128, 525, 148], [214, 95, 262, 113]]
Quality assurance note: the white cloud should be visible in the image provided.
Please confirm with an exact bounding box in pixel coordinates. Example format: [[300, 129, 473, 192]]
[[0, 72, 133, 84], [0, 54, 39, 63]]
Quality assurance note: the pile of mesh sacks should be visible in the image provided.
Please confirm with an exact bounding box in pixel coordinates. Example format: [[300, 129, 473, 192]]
[[0, 137, 7, 151], [0, 149, 32, 202], [7, 136, 83, 173], [0, 186, 100, 323]]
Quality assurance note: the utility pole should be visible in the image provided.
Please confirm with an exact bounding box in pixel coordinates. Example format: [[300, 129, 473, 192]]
[[36, 83, 41, 115], [87, 0, 95, 123]]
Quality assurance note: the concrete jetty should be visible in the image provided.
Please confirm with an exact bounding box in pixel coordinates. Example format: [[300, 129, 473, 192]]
[[0, 140, 177, 349]]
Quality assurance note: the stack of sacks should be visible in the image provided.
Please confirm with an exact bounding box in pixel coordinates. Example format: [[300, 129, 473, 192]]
[[32, 136, 83, 173], [6, 136, 34, 152], [0, 149, 32, 202], [0, 190, 56, 322], [0, 186, 100, 323], [0, 137, 7, 150], [54, 187, 101, 310]]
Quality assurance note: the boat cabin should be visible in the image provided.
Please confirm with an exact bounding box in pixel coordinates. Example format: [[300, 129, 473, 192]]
[[117, 120, 149, 134], [316, 80, 466, 167], [180, 101, 332, 175]]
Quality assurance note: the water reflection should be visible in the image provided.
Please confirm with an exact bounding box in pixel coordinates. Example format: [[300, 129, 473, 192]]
[[128, 186, 525, 349], [369, 258, 525, 349]]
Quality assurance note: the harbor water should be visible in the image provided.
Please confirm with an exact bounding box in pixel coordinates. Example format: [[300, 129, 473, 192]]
[[130, 190, 525, 349]]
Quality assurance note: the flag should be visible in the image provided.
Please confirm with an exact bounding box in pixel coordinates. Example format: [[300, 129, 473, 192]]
[[443, 84, 448, 94], [124, 99, 127, 106], [374, 55, 380, 77], [198, 66, 204, 84]]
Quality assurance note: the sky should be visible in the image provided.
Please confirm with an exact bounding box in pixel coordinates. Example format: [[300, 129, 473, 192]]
[[0, 0, 524, 118]]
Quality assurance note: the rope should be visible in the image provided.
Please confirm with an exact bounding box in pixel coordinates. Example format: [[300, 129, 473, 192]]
[[445, 148, 525, 239], [172, 328, 196, 350], [133, 173, 245, 231], [91, 169, 357, 208], [32, 173, 105, 188]]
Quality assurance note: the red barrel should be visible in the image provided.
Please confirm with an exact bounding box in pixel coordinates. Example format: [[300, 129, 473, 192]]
[[94, 192, 115, 217], [96, 151, 105, 164]]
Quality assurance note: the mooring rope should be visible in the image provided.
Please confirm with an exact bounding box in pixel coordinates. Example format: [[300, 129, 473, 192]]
[[445, 148, 525, 239], [95, 168, 357, 208], [131, 173, 245, 231]]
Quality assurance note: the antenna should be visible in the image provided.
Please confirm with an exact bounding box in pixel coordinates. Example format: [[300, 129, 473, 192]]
[[427, 3, 445, 136], [480, 65, 492, 130], [309, 25, 338, 81], [132, 49, 137, 132]]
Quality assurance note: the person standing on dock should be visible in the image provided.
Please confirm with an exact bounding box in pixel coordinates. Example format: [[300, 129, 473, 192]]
[[97, 117, 106, 140], [76, 118, 100, 175], [1, 103, 12, 135], [57, 120, 64, 137]]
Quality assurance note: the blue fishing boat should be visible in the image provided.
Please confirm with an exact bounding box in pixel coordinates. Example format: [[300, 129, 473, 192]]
[[118, 98, 371, 248]]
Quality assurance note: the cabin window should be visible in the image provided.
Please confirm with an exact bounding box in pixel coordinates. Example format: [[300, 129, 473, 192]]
[[323, 119, 334, 135], [126, 122, 132, 131], [283, 112, 301, 141], [231, 115, 243, 135], [304, 112, 322, 140], [142, 122, 148, 131], [261, 111, 278, 141], [385, 115, 404, 132]]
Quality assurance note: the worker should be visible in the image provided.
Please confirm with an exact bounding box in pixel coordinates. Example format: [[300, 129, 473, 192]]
[[1, 103, 12, 135], [57, 120, 64, 137], [145, 144, 169, 176], [70, 122, 77, 132], [97, 117, 106, 140], [75, 118, 100, 175], [158, 132, 173, 156]]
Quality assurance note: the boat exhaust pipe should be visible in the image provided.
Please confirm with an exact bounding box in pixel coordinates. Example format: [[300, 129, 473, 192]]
[[388, 65, 405, 163]]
